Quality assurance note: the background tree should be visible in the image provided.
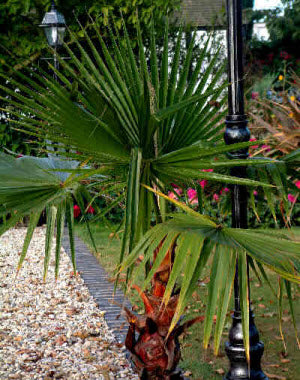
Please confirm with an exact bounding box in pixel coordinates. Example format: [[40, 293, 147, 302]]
[[0, 0, 181, 69], [246, 0, 300, 78], [0, 0, 181, 155]]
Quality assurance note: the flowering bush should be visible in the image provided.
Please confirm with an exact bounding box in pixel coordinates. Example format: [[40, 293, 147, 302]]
[[167, 157, 299, 229], [167, 171, 234, 226], [87, 206, 95, 214], [73, 204, 96, 220], [246, 71, 300, 227], [73, 205, 81, 218]]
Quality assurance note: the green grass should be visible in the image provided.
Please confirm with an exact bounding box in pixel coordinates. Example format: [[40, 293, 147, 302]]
[[75, 222, 300, 380]]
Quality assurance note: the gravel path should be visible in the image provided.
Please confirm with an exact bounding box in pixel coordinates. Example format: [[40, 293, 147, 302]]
[[0, 227, 138, 380]]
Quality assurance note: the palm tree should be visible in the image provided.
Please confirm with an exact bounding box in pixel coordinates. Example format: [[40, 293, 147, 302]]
[[0, 18, 299, 379]]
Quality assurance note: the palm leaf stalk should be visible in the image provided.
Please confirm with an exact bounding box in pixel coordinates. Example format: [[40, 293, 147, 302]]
[[0, 17, 297, 379]]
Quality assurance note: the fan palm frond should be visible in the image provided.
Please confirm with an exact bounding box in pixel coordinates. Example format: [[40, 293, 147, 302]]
[[0, 153, 107, 279], [119, 187, 300, 359]]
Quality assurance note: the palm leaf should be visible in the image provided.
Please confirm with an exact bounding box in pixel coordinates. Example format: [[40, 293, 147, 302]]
[[284, 280, 300, 349], [278, 277, 287, 352], [214, 248, 236, 354], [203, 244, 228, 349], [43, 205, 57, 281], [55, 200, 66, 280], [169, 234, 206, 333], [238, 250, 250, 362], [120, 208, 300, 354], [17, 211, 41, 273]]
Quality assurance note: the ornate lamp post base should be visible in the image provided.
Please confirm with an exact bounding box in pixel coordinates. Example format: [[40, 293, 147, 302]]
[[224, 311, 267, 380]]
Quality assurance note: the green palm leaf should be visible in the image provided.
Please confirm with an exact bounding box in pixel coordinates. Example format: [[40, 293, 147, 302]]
[[55, 200, 66, 280], [17, 211, 42, 273], [238, 250, 250, 362], [120, 187, 300, 355], [43, 205, 57, 281], [0, 154, 97, 279], [203, 244, 228, 349]]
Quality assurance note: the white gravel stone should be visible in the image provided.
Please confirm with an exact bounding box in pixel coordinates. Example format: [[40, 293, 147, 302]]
[[0, 227, 138, 380]]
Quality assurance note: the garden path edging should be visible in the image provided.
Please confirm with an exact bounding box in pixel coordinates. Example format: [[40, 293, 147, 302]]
[[62, 231, 131, 343]]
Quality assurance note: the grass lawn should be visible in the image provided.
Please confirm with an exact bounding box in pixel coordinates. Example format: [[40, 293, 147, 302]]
[[75, 222, 300, 380]]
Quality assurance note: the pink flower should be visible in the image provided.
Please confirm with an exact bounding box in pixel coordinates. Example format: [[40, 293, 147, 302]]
[[295, 180, 300, 189], [213, 193, 219, 202], [73, 205, 81, 218], [16, 154, 23, 158], [87, 206, 95, 214], [288, 194, 296, 203], [250, 138, 259, 149], [187, 188, 198, 205], [168, 191, 178, 200], [253, 190, 258, 196], [174, 187, 183, 196], [221, 187, 229, 194], [261, 145, 271, 152], [202, 169, 213, 172], [251, 91, 259, 100], [198, 180, 208, 189]]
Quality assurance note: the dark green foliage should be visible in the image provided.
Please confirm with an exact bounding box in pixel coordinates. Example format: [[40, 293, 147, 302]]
[[0, 0, 180, 156], [0, 0, 180, 69]]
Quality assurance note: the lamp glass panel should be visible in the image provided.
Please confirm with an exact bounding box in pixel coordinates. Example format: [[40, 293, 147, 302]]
[[44, 26, 58, 47], [57, 27, 66, 46]]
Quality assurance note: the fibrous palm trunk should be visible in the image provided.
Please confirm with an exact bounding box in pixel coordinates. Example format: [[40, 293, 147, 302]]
[[124, 241, 201, 379]]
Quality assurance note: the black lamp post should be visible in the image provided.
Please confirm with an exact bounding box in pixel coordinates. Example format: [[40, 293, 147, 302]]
[[39, 0, 66, 76], [224, 1, 268, 379]]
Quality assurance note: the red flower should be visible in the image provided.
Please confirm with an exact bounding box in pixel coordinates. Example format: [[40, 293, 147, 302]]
[[187, 188, 198, 205], [280, 51, 291, 60], [295, 180, 300, 189], [198, 180, 208, 189], [213, 193, 219, 202], [250, 138, 259, 149], [73, 205, 81, 218], [221, 187, 229, 195], [168, 191, 178, 200], [288, 194, 296, 203], [174, 187, 183, 196], [251, 91, 259, 100], [87, 206, 95, 214]]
